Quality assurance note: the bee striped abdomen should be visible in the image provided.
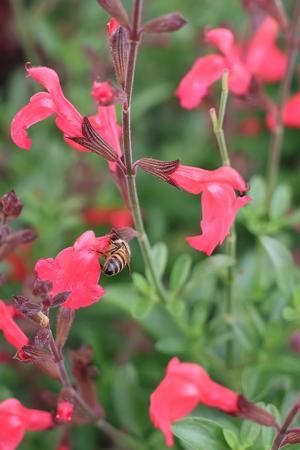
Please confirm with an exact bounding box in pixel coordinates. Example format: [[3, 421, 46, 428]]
[[102, 240, 130, 276]]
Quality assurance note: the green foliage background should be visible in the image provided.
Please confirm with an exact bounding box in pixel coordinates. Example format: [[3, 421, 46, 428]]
[[1, 0, 300, 449]]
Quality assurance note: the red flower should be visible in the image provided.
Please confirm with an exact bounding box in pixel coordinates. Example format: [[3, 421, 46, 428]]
[[0, 300, 29, 350], [83, 206, 132, 228], [176, 17, 286, 109], [56, 400, 74, 423], [5, 244, 31, 282], [238, 117, 261, 136], [92, 81, 115, 104], [107, 18, 120, 35], [35, 231, 109, 309], [149, 357, 239, 447], [10, 66, 121, 156], [245, 17, 286, 83], [266, 91, 300, 130], [0, 398, 53, 450], [170, 165, 251, 255]]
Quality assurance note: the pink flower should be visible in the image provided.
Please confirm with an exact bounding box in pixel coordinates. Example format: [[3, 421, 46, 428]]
[[149, 357, 239, 447], [176, 17, 286, 109], [0, 300, 29, 350], [170, 165, 251, 255], [35, 231, 109, 309], [0, 398, 53, 450], [56, 400, 74, 423], [266, 92, 300, 130], [245, 17, 286, 83], [92, 81, 115, 105], [11, 66, 121, 157]]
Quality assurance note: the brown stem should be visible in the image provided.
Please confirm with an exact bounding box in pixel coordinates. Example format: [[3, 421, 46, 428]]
[[121, 0, 167, 302], [266, 0, 300, 212], [271, 394, 300, 450]]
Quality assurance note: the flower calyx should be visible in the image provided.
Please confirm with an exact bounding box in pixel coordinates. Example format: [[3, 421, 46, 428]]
[[143, 13, 187, 34], [136, 158, 180, 187], [69, 117, 120, 162]]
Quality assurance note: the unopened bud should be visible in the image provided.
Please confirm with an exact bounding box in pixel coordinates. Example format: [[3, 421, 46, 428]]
[[70, 117, 119, 162], [92, 80, 126, 106], [12, 295, 49, 328], [279, 428, 300, 448], [56, 307, 75, 350], [56, 398, 74, 423], [32, 277, 53, 296], [143, 13, 187, 34], [0, 190, 23, 218], [15, 345, 60, 379], [97, 0, 129, 28], [237, 396, 277, 427], [52, 291, 71, 308], [109, 26, 129, 88], [136, 158, 179, 186]]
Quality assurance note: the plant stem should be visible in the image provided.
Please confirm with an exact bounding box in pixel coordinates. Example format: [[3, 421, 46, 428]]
[[209, 71, 236, 368], [48, 328, 138, 450], [271, 394, 300, 450], [122, 0, 167, 303], [265, 0, 300, 213]]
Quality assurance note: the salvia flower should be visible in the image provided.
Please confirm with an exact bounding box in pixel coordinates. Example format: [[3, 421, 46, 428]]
[[0, 398, 53, 450], [35, 231, 110, 309], [10, 66, 121, 158], [176, 16, 286, 109], [169, 165, 251, 255], [150, 357, 276, 447], [0, 299, 29, 350], [56, 400, 74, 423]]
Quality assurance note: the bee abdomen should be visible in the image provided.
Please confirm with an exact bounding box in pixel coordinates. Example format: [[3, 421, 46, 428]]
[[103, 255, 125, 276]]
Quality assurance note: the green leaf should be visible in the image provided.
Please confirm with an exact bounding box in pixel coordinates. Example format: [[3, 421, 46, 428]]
[[223, 429, 240, 450], [132, 273, 151, 296], [270, 184, 291, 220], [146, 242, 168, 280], [186, 255, 234, 293], [260, 236, 295, 295], [239, 421, 261, 448], [112, 364, 146, 437], [173, 417, 228, 450], [248, 175, 267, 214], [131, 296, 154, 320], [155, 337, 188, 354], [170, 254, 192, 295]]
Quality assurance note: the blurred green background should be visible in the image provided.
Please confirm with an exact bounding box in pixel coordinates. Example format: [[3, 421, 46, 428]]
[[1, 1, 300, 449]]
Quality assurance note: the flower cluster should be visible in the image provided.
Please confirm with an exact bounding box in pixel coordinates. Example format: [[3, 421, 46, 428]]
[[176, 16, 286, 109]]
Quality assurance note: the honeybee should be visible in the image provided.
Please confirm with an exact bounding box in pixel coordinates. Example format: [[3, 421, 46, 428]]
[[101, 229, 132, 276]]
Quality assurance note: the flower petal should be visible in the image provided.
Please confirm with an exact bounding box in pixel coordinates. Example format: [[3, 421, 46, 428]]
[[186, 185, 251, 255], [10, 92, 55, 150], [176, 55, 226, 109], [245, 17, 287, 83], [171, 165, 249, 194]]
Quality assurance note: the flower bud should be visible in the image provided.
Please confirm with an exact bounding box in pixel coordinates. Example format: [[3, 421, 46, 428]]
[[12, 295, 49, 328], [15, 345, 60, 379], [237, 396, 277, 427], [70, 117, 119, 162], [51, 291, 71, 308], [136, 158, 180, 186], [0, 190, 23, 218], [92, 81, 126, 106], [279, 428, 300, 448], [56, 307, 75, 350], [97, 0, 129, 28], [109, 26, 129, 88], [143, 13, 187, 34], [32, 277, 53, 296], [56, 399, 74, 423]]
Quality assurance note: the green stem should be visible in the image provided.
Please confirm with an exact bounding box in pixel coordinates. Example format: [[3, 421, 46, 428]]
[[122, 0, 167, 303], [10, 0, 40, 65], [265, 0, 300, 213], [210, 71, 236, 368]]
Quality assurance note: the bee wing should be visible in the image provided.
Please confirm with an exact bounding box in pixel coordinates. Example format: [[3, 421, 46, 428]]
[[110, 227, 139, 242]]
